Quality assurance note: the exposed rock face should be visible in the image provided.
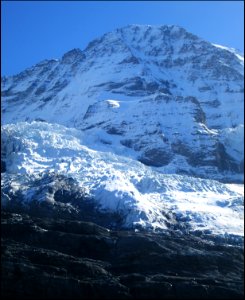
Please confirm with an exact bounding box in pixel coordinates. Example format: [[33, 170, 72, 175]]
[[1, 25, 244, 182], [1, 173, 126, 230], [139, 148, 173, 167], [1, 211, 244, 300]]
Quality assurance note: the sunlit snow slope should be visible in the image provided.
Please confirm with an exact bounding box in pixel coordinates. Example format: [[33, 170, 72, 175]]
[[1, 122, 244, 236]]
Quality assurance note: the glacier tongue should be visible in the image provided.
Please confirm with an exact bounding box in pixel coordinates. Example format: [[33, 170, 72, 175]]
[[2, 122, 243, 236]]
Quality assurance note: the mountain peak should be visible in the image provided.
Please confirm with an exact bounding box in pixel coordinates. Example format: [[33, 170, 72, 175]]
[[117, 24, 186, 32], [84, 24, 197, 50], [113, 24, 198, 41]]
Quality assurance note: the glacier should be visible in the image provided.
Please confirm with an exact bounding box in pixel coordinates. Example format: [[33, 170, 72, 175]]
[[1, 122, 243, 236]]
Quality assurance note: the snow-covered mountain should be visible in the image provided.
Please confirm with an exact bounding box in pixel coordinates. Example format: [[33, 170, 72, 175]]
[[1, 25, 244, 236], [2, 25, 244, 182]]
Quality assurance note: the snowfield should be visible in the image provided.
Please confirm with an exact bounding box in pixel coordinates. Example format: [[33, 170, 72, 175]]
[[2, 122, 244, 236]]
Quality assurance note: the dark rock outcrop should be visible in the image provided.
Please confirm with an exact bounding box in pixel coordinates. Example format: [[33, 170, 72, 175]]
[[1, 160, 6, 173], [1, 211, 244, 300], [139, 148, 173, 167]]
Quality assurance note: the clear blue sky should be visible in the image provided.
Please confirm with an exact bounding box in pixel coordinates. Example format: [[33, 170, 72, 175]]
[[1, 1, 244, 76]]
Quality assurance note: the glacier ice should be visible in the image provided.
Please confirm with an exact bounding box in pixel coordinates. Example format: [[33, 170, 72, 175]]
[[1, 122, 243, 236]]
